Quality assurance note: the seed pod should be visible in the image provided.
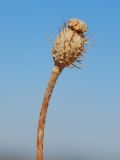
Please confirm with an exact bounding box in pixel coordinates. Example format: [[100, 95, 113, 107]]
[[52, 18, 88, 69]]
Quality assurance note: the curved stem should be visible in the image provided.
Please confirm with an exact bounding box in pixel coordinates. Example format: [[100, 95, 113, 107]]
[[37, 65, 63, 160]]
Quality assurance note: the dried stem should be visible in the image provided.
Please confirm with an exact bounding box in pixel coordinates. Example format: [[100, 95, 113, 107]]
[[36, 65, 63, 160]]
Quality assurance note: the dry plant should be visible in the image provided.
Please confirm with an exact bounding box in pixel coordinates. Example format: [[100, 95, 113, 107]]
[[36, 18, 88, 160]]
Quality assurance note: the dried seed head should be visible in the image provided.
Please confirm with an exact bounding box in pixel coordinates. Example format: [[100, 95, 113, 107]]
[[52, 18, 88, 69]]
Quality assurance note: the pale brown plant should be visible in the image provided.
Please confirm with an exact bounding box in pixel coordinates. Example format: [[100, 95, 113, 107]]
[[36, 18, 88, 160]]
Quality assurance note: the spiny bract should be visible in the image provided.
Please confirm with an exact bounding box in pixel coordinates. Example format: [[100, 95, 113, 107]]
[[52, 18, 88, 69]]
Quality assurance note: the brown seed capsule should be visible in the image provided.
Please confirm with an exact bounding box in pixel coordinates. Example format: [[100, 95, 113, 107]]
[[52, 18, 88, 69]]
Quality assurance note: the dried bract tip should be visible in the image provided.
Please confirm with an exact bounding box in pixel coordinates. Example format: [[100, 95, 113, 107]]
[[68, 18, 88, 33]]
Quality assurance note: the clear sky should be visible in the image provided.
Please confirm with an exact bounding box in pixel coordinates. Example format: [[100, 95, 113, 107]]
[[0, 0, 120, 159]]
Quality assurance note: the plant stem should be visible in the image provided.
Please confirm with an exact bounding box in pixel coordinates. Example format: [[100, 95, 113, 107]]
[[37, 65, 63, 160]]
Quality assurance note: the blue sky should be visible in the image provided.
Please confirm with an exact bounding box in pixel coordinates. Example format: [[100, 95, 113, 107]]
[[0, 0, 120, 159]]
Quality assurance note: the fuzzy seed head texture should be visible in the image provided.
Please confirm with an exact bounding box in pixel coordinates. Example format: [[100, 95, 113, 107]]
[[52, 18, 88, 69]]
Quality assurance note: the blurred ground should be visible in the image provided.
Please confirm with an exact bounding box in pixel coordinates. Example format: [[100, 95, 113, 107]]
[[0, 154, 120, 160]]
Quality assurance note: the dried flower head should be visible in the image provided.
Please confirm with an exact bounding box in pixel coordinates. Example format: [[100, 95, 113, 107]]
[[52, 18, 88, 69]]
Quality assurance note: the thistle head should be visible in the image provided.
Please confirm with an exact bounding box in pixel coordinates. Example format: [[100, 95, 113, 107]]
[[52, 18, 88, 70]]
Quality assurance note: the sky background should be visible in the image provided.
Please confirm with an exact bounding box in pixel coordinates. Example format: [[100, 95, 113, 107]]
[[0, 0, 120, 159]]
